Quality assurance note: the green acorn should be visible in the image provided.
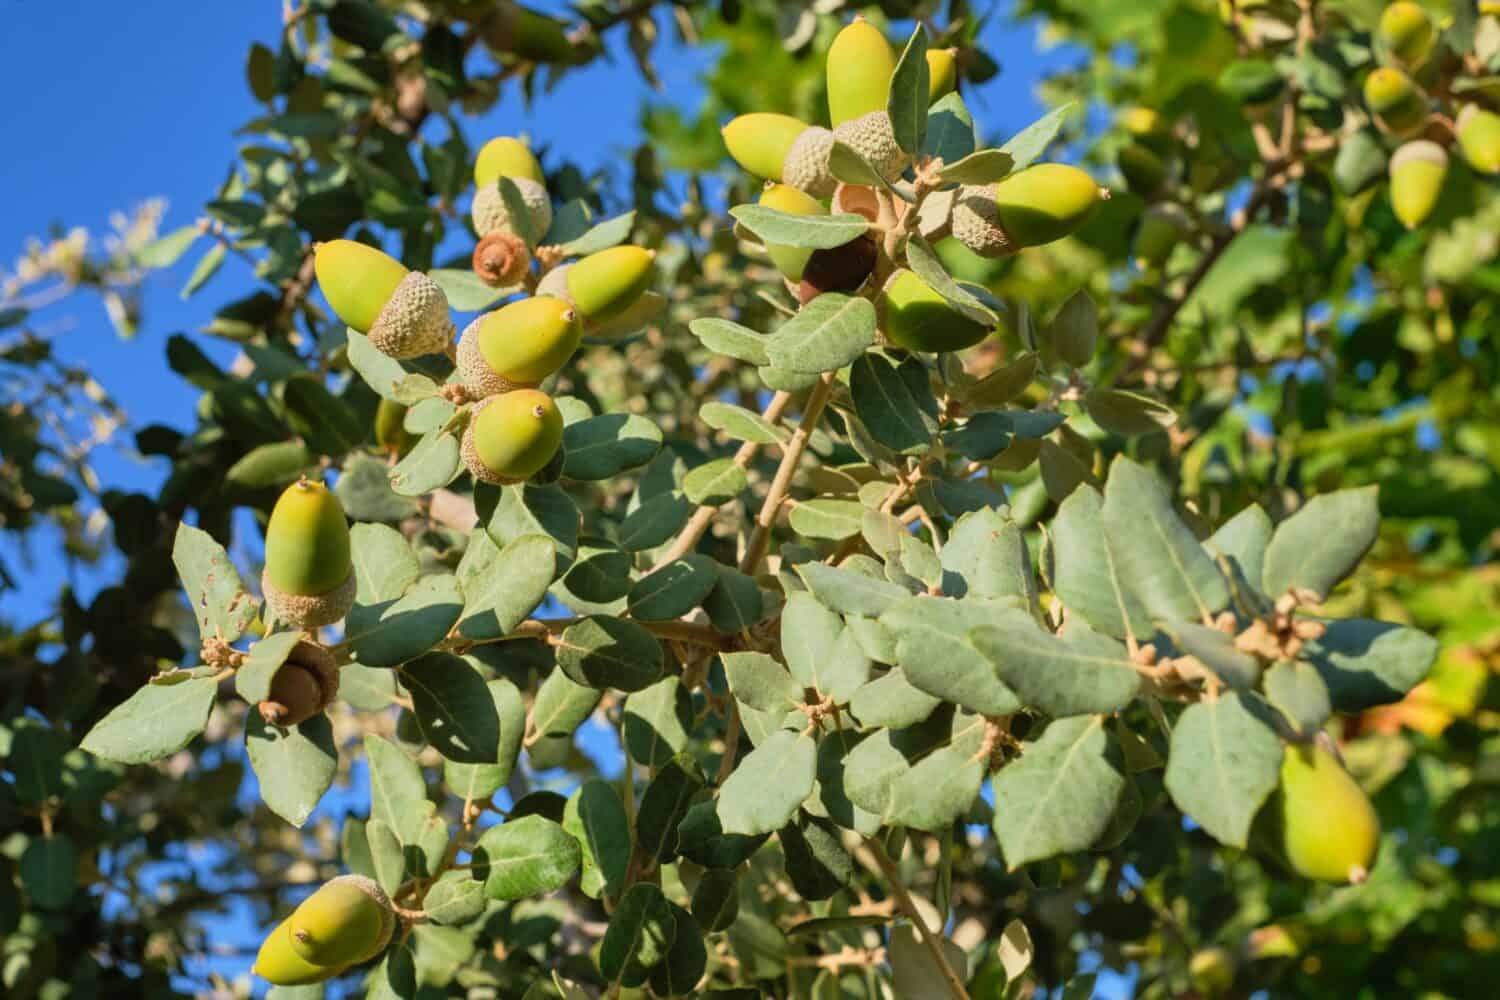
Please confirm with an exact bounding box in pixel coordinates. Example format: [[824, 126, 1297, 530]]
[[287, 875, 395, 968], [258, 641, 339, 728], [721, 113, 836, 197], [759, 181, 828, 282], [1388, 140, 1447, 229], [254, 918, 344, 986], [583, 290, 667, 340], [1134, 203, 1192, 269], [952, 164, 1106, 258], [1363, 66, 1427, 136], [827, 18, 895, 127], [927, 48, 959, 102], [262, 479, 354, 629], [456, 295, 581, 397], [564, 246, 656, 321], [1188, 947, 1236, 997], [881, 269, 991, 353], [1118, 143, 1169, 197], [461, 389, 564, 485], [1457, 105, 1500, 175], [373, 398, 412, 455], [1120, 106, 1173, 154], [1377, 2, 1434, 67], [1260, 742, 1379, 884], [481, 1, 578, 64], [471, 136, 552, 246], [314, 240, 453, 360]]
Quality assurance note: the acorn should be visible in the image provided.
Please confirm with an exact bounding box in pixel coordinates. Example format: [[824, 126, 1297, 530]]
[[472, 230, 532, 287], [1121, 106, 1174, 154], [287, 875, 395, 968], [722, 113, 836, 197], [1188, 947, 1236, 997], [1388, 140, 1447, 230], [584, 290, 667, 340], [261, 479, 354, 629], [827, 18, 896, 127], [797, 235, 877, 305], [759, 181, 828, 282], [1134, 203, 1192, 269], [831, 110, 909, 183], [952, 164, 1106, 258], [927, 48, 959, 102], [253, 918, 344, 986], [1377, 2, 1434, 67], [1117, 143, 1169, 197], [373, 397, 412, 455], [313, 240, 453, 359], [257, 640, 339, 728], [461, 389, 564, 485], [564, 246, 656, 322], [482, 1, 578, 64], [1261, 742, 1380, 884], [1457, 105, 1500, 175], [880, 269, 990, 352], [456, 296, 581, 397], [1362, 66, 1427, 137], [471, 137, 553, 245]]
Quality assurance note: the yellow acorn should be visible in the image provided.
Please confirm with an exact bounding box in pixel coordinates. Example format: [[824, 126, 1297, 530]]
[[1188, 947, 1235, 997], [287, 875, 395, 968], [1363, 66, 1427, 136], [456, 295, 581, 397], [1388, 139, 1447, 229], [261, 479, 354, 629], [1484, 0, 1500, 14], [1262, 743, 1380, 884], [721, 113, 836, 197], [1457, 105, 1500, 175], [881, 269, 990, 353], [1377, 2, 1434, 67], [475, 136, 545, 188], [831, 110, 909, 182], [374, 398, 412, 455], [254, 918, 344, 986], [926, 48, 959, 102], [827, 18, 896, 127], [481, 1, 579, 63], [258, 641, 339, 728], [759, 181, 828, 282], [461, 389, 564, 485], [1134, 203, 1192, 269], [1118, 143, 1169, 196], [314, 240, 453, 360], [952, 164, 1106, 258], [564, 246, 656, 322]]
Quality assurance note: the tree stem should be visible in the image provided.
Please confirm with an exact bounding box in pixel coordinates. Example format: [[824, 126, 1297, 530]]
[[867, 838, 972, 1000], [738, 372, 838, 574]]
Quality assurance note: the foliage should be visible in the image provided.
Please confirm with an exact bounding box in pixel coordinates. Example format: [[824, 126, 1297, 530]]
[[4, 1, 1500, 998]]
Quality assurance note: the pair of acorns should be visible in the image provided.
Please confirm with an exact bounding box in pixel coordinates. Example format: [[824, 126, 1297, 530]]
[[1362, 3, 1500, 229], [254, 875, 395, 985], [722, 19, 1104, 354]]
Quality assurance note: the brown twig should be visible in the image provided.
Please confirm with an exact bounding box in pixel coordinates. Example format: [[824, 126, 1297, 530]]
[[866, 837, 972, 1000], [738, 373, 838, 574]]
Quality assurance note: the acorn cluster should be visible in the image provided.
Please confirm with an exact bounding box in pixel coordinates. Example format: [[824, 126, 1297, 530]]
[[721, 18, 1106, 354]]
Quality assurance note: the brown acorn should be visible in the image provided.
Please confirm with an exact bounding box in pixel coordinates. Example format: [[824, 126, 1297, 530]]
[[797, 235, 878, 305], [258, 641, 340, 727]]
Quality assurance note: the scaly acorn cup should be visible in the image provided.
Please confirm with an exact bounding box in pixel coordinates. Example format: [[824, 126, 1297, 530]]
[[880, 269, 991, 352], [1363, 66, 1427, 136], [831, 110, 909, 182], [721, 113, 836, 197], [253, 918, 345, 986], [1134, 203, 1192, 268], [1261, 743, 1380, 884], [1378, 1, 1434, 67], [564, 246, 656, 322], [461, 389, 564, 485], [759, 181, 828, 282], [261, 478, 354, 629], [482, 1, 578, 64], [927, 48, 959, 102], [1457, 105, 1500, 175], [472, 137, 552, 245], [287, 875, 395, 969], [313, 240, 453, 360], [1388, 140, 1448, 229], [827, 18, 896, 127], [258, 641, 339, 727], [456, 295, 581, 397], [952, 164, 1107, 258], [1118, 143, 1169, 197]]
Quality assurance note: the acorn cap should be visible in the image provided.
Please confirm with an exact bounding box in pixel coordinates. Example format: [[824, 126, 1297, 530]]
[[473, 230, 532, 287], [831, 110, 910, 183], [461, 390, 565, 485], [474, 136, 545, 187], [263, 567, 356, 630], [782, 125, 837, 198], [258, 641, 340, 728], [368, 270, 455, 360], [951, 183, 1017, 259], [471, 176, 554, 248], [722, 113, 810, 181], [827, 18, 896, 127], [288, 874, 395, 968]]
